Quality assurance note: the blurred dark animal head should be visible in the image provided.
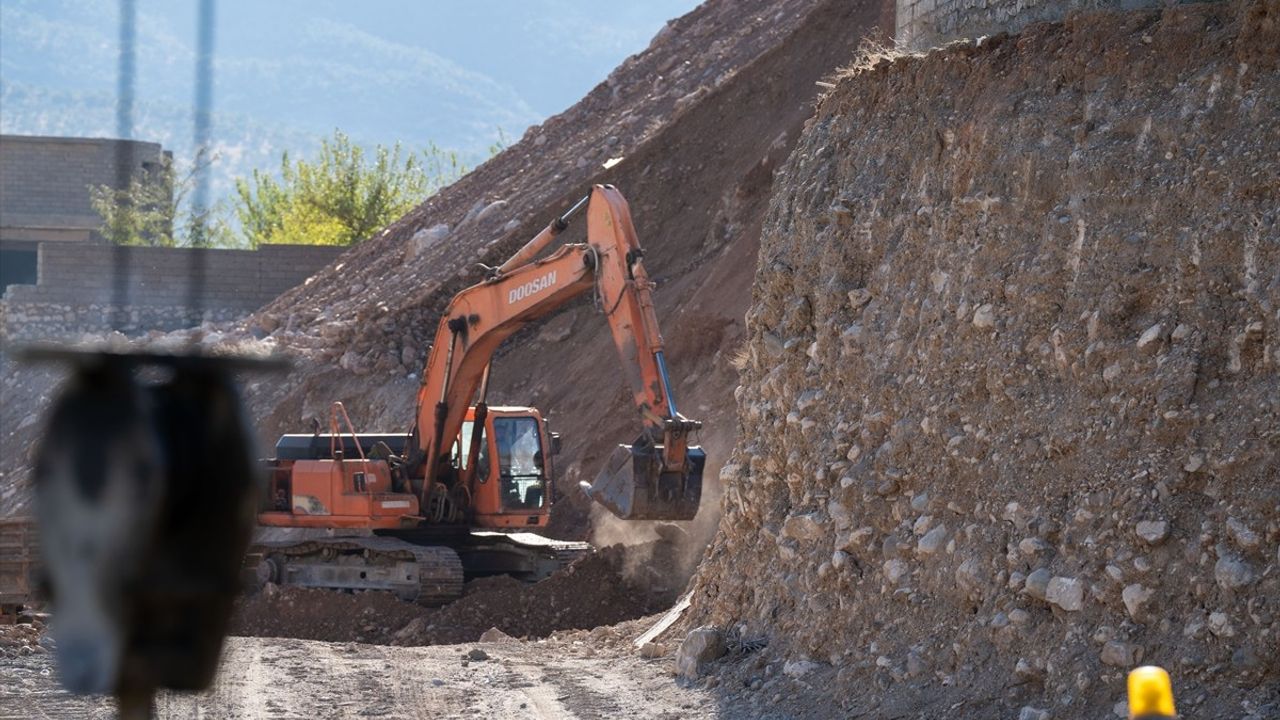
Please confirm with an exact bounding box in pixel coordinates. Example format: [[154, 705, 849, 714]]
[[34, 363, 165, 694]]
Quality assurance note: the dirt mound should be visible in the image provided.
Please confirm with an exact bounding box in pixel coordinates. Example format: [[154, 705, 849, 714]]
[[231, 543, 684, 646], [688, 1, 1279, 717]]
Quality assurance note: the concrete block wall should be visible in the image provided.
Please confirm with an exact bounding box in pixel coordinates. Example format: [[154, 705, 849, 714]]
[[895, 0, 1177, 50], [0, 135, 166, 235], [1, 243, 344, 340]]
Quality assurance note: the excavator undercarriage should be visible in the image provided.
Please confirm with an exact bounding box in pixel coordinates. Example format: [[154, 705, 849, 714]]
[[247, 527, 589, 606]]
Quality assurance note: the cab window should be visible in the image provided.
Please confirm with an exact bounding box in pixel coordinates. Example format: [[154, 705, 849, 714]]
[[453, 421, 489, 481], [493, 417, 546, 510]]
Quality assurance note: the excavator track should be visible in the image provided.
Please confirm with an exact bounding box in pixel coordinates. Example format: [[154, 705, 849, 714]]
[[251, 536, 464, 607], [555, 543, 592, 569], [455, 532, 592, 581]]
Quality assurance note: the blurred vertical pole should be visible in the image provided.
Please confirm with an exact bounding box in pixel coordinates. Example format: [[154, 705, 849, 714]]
[[187, 0, 216, 329], [110, 0, 136, 332]]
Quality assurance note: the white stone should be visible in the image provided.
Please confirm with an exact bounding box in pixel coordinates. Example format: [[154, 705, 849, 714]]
[[474, 199, 509, 223], [883, 559, 909, 584], [1045, 577, 1084, 612], [917, 525, 948, 556], [675, 626, 726, 679], [1100, 640, 1140, 667], [972, 303, 996, 329], [1208, 611, 1235, 638], [1135, 520, 1169, 545], [782, 660, 821, 678], [1214, 555, 1255, 589], [913, 515, 933, 535], [1136, 322, 1163, 349], [782, 513, 826, 542], [1226, 517, 1261, 550], [1121, 584, 1153, 620], [827, 500, 852, 531], [1019, 537, 1051, 555], [408, 223, 450, 259]]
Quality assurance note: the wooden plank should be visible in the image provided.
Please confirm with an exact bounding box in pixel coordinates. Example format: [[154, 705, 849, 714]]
[[633, 591, 692, 648]]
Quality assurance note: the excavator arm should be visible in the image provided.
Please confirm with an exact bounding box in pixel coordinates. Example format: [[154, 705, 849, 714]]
[[410, 185, 703, 521]]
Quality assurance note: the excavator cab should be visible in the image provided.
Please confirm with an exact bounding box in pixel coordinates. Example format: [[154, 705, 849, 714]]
[[460, 407, 554, 529]]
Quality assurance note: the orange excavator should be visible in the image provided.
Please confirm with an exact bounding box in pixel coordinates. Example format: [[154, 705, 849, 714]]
[[249, 185, 705, 604]]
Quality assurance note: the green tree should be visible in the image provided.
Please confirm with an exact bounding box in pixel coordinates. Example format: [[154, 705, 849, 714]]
[[90, 151, 233, 247], [234, 130, 465, 248]]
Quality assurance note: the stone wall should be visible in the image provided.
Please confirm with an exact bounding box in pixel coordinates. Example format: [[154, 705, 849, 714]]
[[1, 243, 345, 341], [894, 0, 1186, 49]]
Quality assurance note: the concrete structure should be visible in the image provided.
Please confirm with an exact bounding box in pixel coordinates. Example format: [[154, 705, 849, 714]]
[[0, 134, 170, 292], [895, 0, 1179, 50], [0, 134, 347, 340], [0, 242, 344, 340]]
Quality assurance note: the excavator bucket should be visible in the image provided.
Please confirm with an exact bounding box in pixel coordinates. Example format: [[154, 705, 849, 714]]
[[582, 443, 704, 521]]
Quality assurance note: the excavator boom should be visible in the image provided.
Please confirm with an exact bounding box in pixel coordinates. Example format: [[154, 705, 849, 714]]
[[412, 185, 704, 520]]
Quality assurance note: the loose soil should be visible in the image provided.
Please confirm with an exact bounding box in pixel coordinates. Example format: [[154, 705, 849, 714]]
[[231, 543, 686, 646]]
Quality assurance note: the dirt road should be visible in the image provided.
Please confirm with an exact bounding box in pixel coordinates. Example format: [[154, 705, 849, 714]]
[[1, 635, 718, 719]]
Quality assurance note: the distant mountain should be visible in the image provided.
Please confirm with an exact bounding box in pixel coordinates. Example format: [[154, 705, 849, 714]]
[[0, 0, 699, 210]]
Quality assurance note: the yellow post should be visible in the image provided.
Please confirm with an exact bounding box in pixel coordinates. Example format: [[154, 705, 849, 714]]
[[1128, 666, 1177, 719]]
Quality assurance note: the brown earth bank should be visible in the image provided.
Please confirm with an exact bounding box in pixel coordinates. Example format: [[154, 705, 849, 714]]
[[686, 1, 1279, 718]]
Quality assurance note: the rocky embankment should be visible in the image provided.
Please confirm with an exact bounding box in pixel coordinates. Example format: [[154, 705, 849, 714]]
[[689, 1, 1279, 717]]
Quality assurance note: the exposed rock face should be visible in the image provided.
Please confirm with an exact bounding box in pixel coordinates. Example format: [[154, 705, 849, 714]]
[[691, 1, 1278, 716]]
